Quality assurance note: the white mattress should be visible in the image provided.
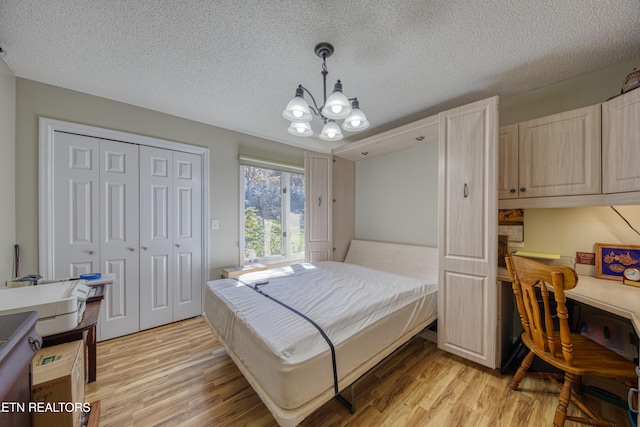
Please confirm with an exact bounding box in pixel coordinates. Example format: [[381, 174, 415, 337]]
[[204, 261, 438, 425]]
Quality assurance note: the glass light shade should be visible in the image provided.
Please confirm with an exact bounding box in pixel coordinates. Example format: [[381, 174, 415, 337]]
[[319, 121, 344, 141], [282, 95, 312, 121], [342, 108, 370, 131], [287, 121, 313, 137], [322, 82, 352, 120]]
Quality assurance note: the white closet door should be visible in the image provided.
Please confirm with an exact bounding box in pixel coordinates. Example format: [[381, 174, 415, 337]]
[[53, 133, 140, 340], [99, 140, 140, 340], [53, 132, 100, 278], [139, 146, 175, 329], [173, 151, 202, 321]]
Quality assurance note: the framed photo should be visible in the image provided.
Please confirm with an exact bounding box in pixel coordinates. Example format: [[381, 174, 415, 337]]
[[595, 243, 640, 280]]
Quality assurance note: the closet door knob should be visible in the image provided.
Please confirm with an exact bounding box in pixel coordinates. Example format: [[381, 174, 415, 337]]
[[86, 250, 94, 255], [175, 244, 180, 248], [127, 247, 135, 252], [141, 246, 148, 250]]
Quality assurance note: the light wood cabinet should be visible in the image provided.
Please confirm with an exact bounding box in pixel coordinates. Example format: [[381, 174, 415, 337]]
[[331, 156, 355, 262], [498, 124, 519, 199], [518, 104, 601, 198], [499, 104, 601, 200], [304, 151, 333, 262], [603, 88, 640, 194], [438, 96, 499, 369]]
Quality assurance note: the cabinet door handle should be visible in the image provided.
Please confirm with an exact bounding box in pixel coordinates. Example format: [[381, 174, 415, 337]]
[[520, 187, 526, 192], [464, 183, 468, 198], [510, 188, 516, 193], [318, 197, 322, 206]]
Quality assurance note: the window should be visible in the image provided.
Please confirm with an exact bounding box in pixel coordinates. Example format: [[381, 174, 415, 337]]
[[240, 159, 304, 264]]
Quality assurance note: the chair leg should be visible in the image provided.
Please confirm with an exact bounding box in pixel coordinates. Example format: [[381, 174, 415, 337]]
[[510, 350, 535, 391], [553, 373, 574, 427]]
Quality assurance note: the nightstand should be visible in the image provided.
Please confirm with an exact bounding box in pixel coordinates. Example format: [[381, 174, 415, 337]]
[[221, 263, 268, 279]]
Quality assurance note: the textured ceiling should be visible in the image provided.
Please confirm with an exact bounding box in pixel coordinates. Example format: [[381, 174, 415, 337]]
[[1, 0, 639, 153]]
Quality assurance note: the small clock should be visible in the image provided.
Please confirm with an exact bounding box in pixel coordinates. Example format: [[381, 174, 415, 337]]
[[623, 267, 640, 287]]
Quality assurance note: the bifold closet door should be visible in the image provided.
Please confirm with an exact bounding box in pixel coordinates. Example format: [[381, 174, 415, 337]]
[[139, 146, 202, 330], [52, 132, 140, 341], [172, 150, 202, 322], [98, 140, 140, 340]]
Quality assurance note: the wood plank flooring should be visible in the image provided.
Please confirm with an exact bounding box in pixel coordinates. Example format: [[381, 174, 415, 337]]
[[86, 317, 632, 426]]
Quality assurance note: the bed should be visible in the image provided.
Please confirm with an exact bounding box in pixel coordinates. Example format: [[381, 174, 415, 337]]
[[204, 240, 438, 426]]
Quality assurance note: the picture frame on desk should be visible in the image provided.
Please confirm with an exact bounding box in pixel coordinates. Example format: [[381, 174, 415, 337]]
[[595, 243, 640, 281]]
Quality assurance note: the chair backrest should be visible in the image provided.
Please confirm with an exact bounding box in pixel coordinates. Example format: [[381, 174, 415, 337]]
[[505, 254, 579, 366]]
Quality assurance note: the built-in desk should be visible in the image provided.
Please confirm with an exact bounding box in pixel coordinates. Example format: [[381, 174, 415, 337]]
[[564, 275, 640, 335], [498, 269, 640, 335]]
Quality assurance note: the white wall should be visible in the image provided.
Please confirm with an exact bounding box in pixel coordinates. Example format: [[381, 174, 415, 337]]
[[355, 143, 438, 246], [0, 58, 16, 281], [15, 78, 305, 279]]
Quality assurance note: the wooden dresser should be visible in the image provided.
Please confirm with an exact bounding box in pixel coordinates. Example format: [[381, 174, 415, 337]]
[[0, 311, 41, 427]]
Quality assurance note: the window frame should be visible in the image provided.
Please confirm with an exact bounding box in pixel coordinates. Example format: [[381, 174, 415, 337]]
[[238, 157, 305, 266]]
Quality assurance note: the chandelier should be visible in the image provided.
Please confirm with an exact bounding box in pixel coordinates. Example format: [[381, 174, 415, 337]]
[[282, 42, 369, 141]]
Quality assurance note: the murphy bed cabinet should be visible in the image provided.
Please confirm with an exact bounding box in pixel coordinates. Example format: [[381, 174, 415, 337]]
[[331, 156, 355, 262], [304, 151, 333, 262], [331, 96, 499, 369], [438, 96, 499, 369]]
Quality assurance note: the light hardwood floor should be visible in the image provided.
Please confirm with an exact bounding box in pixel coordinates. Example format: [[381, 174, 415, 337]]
[[86, 317, 633, 426]]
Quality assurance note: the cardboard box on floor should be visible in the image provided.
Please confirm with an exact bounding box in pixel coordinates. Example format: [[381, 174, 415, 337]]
[[32, 340, 85, 427]]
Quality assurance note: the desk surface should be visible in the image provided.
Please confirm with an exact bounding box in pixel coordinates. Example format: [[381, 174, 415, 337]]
[[499, 268, 640, 335]]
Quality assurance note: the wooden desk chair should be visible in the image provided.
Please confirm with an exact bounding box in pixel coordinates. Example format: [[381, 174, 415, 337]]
[[505, 254, 637, 427]]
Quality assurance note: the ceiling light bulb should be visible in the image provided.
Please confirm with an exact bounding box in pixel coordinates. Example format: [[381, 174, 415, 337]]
[[283, 87, 312, 122], [322, 80, 352, 120], [319, 121, 343, 141], [287, 121, 312, 137], [342, 99, 370, 132]]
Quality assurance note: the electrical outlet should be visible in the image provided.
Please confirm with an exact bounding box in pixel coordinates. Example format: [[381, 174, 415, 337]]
[[211, 219, 219, 230]]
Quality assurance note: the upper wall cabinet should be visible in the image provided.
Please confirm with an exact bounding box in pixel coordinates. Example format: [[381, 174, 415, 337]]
[[499, 104, 601, 199], [603, 88, 640, 194], [498, 124, 519, 199]]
